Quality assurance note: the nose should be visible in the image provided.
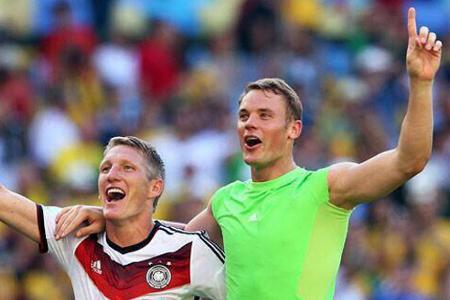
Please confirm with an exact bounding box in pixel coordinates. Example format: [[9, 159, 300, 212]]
[[106, 165, 121, 182], [244, 113, 258, 130]]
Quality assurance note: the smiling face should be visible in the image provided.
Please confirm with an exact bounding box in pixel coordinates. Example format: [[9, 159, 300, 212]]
[[98, 145, 162, 224], [238, 89, 302, 171]]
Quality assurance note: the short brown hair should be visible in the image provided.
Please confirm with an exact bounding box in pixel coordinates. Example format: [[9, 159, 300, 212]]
[[104, 136, 165, 211], [239, 78, 303, 121]]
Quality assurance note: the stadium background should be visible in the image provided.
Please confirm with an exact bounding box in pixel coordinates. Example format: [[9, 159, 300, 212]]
[[0, 0, 449, 299]]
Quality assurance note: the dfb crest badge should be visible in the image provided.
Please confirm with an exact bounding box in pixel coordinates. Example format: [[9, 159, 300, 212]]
[[146, 265, 171, 289]]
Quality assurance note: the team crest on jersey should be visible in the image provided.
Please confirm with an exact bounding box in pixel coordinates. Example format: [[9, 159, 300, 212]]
[[146, 265, 171, 289]]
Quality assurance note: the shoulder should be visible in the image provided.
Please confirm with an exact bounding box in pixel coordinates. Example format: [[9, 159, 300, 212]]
[[156, 221, 206, 239], [156, 221, 219, 248], [328, 162, 357, 183], [38, 205, 63, 238], [306, 167, 330, 184], [38, 205, 91, 259], [294, 167, 331, 203], [209, 180, 246, 213], [213, 180, 245, 196], [40, 205, 62, 218], [157, 221, 224, 263], [290, 167, 329, 189], [210, 180, 244, 203]]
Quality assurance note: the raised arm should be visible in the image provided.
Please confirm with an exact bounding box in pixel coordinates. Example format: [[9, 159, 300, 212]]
[[0, 184, 40, 242], [329, 8, 442, 210]]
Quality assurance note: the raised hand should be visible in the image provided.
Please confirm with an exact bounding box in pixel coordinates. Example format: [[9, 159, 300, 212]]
[[406, 7, 442, 81]]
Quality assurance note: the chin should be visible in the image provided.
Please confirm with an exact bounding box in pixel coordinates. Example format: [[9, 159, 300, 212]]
[[103, 209, 122, 222], [243, 156, 263, 167], [243, 155, 255, 165], [103, 212, 115, 221]]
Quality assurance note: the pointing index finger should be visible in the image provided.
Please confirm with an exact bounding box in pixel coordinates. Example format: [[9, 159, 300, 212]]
[[408, 7, 417, 38]]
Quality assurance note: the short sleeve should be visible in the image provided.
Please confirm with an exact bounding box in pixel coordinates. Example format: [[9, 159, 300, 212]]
[[308, 167, 330, 205], [190, 233, 226, 299], [37, 205, 86, 272], [210, 188, 225, 221]]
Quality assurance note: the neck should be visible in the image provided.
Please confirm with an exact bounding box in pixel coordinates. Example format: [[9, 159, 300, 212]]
[[105, 218, 155, 248], [251, 157, 297, 182]]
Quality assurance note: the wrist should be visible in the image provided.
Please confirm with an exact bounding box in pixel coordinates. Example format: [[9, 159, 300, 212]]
[[409, 76, 433, 88]]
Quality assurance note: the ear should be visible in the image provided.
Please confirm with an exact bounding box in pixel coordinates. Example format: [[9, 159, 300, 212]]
[[288, 120, 302, 140], [148, 178, 164, 199]]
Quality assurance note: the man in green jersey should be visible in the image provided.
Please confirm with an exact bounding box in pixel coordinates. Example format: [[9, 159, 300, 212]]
[[54, 8, 442, 300]]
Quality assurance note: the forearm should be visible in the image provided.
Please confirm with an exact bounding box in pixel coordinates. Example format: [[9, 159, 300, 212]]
[[187, 208, 223, 248], [396, 78, 433, 175], [0, 185, 40, 242]]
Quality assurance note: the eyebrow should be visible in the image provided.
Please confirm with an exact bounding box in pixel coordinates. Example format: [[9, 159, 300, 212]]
[[238, 108, 274, 114], [257, 108, 273, 114], [99, 160, 110, 168], [99, 158, 136, 167]]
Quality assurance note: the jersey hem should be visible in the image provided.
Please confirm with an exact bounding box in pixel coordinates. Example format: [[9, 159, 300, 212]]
[[326, 201, 353, 215]]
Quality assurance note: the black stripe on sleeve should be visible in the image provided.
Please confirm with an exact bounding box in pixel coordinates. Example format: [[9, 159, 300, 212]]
[[198, 233, 225, 263], [199, 230, 224, 256], [160, 224, 225, 263], [36, 204, 48, 253], [158, 226, 174, 235]]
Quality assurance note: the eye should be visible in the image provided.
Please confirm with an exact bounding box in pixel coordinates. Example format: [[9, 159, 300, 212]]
[[239, 113, 248, 121], [100, 165, 110, 173], [124, 165, 135, 171], [260, 112, 271, 119]]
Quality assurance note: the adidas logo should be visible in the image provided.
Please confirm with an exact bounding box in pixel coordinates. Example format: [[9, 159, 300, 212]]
[[91, 260, 102, 275]]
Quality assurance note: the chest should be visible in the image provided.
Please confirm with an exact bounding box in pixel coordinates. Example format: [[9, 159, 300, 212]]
[[72, 237, 193, 299], [217, 188, 318, 249]]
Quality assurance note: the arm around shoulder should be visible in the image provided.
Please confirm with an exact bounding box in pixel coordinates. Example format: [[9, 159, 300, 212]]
[[186, 201, 223, 248]]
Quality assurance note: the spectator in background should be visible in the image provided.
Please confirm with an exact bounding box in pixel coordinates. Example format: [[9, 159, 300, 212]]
[[139, 20, 181, 104], [0, 49, 34, 163], [402, 167, 450, 298], [28, 89, 80, 169], [93, 10, 143, 135], [41, 1, 97, 82]]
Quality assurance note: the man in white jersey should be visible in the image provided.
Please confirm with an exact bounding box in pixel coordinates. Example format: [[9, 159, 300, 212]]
[[0, 136, 225, 300]]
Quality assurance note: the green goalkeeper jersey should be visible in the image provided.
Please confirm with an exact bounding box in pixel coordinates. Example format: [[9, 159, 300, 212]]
[[211, 167, 351, 300]]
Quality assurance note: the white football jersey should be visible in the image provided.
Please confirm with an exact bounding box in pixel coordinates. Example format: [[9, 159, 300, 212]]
[[37, 205, 226, 300]]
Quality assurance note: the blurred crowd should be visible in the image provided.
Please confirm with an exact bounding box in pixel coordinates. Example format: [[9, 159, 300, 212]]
[[0, 0, 449, 299]]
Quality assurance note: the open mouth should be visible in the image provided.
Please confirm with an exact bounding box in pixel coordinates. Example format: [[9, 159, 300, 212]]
[[244, 136, 262, 148], [106, 187, 126, 202]]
